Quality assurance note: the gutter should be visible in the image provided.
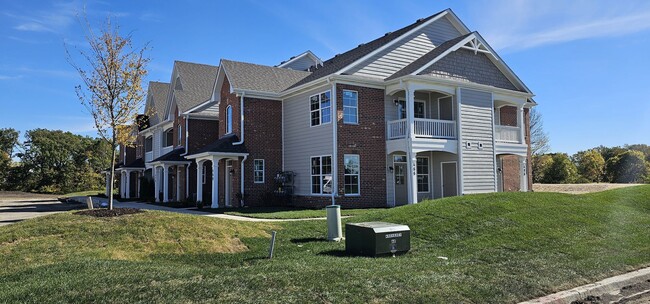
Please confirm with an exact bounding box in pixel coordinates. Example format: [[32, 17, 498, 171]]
[[181, 114, 189, 156], [240, 155, 247, 206]]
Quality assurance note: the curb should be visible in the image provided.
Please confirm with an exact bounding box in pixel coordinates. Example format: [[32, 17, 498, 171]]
[[519, 266, 650, 304]]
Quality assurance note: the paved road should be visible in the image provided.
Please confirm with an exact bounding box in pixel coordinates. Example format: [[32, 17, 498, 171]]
[[0, 197, 82, 226]]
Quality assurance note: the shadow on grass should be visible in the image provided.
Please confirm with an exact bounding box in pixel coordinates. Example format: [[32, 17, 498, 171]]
[[317, 249, 354, 257]]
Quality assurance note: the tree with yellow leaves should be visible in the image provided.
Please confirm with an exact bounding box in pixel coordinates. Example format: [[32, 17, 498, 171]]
[[67, 17, 149, 210]]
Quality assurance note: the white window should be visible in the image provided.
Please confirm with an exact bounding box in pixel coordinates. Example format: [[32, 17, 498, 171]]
[[164, 128, 173, 147], [417, 157, 429, 193], [254, 159, 264, 183], [311, 156, 332, 194], [414, 101, 426, 118], [310, 91, 331, 126], [344, 154, 360, 195], [177, 123, 182, 146], [226, 105, 233, 134], [145, 136, 153, 152], [342, 90, 358, 124]]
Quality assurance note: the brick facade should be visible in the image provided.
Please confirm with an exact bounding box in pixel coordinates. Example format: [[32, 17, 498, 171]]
[[187, 119, 219, 154], [499, 106, 517, 127], [499, 154, 520, 191]]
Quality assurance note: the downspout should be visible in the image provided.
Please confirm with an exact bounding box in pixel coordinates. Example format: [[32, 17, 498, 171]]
[[233, 92, 245, 145], [240, 155, 247, 207], [329, 78, 337, 205], [180, 114, 189, 156]]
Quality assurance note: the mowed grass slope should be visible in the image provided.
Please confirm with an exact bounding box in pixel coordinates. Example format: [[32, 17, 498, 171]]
[[1, 186, 649, 303]]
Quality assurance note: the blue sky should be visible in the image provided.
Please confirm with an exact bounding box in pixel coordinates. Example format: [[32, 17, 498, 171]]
[[1, 0, 649, 155]]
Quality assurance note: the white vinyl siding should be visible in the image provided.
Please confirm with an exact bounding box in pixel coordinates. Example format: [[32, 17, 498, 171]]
[[459, 88, 496, 194], [348, 16, 462, 79], [253, 159, 264, 183], [283, 85, 333, 195], [342, 90, 358, 124], [344, 154, 360, 195]]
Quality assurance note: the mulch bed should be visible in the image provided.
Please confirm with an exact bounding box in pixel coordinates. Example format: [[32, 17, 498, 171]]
[[75, 208, 144, 217]]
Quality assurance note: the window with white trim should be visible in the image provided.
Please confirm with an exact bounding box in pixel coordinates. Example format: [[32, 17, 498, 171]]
[[226, 105, 233, 134], [145, 136, 153, 152], [342, 90, 358, 124], [177, 123, 182, 146], [310, 91, 331, 126], [416, 157, 429, 193], [253, 159, 264, 183], [164, 128, 173, 147], [344, 154, 360, 195], [311, 156, 332, 194]]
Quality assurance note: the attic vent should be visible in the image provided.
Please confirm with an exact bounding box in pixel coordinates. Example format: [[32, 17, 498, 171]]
[[416, 18, 424, 22], [358, 43, 365, 47], [334, 54, 340, 57], [384, 32, 392, 36]]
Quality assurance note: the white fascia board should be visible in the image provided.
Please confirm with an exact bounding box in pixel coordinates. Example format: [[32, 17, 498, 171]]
[[280, 75, 384, 100], [336, 10, 450, 76], [277, 50, 323, 68], [184, 151, 249, 160], [186, 114, 219, 120], [233, 89, 282, 100], [412, 33, 478, 75], [183, 99, 214, 115], [210, 65, 225, 102], [391, 75, 534, 98], [163, 65, 179, 121]]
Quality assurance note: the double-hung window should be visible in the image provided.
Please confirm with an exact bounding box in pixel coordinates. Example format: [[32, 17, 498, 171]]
[[253, 159, 265, 183], [164, 128, 173, 147], [416, 157, 429, 193], [177, 123, 183, 146], [342, 90, 358, 124], [344, 154, 360, 195], [145, 136, 153, 152], [310, 91, 331, 126], [311, 156, 332, 194]]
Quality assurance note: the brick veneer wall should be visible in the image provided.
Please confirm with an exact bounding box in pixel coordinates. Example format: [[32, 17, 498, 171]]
[[499, 106, 517, 127], [500, 154, 520, 191], [187, 119, 220, 154]]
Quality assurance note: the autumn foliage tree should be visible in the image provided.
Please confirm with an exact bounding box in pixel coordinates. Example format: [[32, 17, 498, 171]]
[[67, 17, 149, 209], [574, 149, 605, 182]]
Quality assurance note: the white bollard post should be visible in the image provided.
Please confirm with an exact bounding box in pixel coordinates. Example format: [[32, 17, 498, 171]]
[[326, 205, 343, 241]]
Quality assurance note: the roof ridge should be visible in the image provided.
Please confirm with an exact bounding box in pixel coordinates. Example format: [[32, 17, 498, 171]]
[[174, 60, 219, 68]]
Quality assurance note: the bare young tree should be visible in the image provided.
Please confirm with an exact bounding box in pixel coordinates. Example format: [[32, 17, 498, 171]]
[[530, 108, 550, 156], [66, 16, 149, 210]]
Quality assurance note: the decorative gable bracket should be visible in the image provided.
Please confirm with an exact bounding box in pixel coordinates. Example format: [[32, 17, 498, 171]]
[[459, 37, 490, 55]]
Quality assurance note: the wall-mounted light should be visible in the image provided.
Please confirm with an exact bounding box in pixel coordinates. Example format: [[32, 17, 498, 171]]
[[229, 169, 235, 175], [393, 100, 400, 106], [388, 166, 394, 173]]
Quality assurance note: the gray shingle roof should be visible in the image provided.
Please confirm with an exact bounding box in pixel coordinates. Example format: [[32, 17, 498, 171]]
[[147, 81, 170, 125], [173, 61, 219, 113], [284, 10, 447, 91], [221, 60, 310, 94], [192, 134, 248, 155], [385, 33, 472, 81], [151, 148, 187, 163]]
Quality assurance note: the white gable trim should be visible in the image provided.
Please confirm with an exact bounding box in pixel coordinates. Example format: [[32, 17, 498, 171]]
[[277, 50, 323, 69], [336, 9, 471, 76]]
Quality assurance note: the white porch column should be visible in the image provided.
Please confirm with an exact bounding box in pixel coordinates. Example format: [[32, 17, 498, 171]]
[[212, 158, 220, 208], [406, 87, 415, 139], [163, 165, 169, 202], [120, 171, 125, 198], [405, 86, 418, 204], [520, 156, 528, 192], [125, 170, 131, 199], [154, 166, 160, 202], [518, 105, 525, 144], [196, 161, 204, 203]]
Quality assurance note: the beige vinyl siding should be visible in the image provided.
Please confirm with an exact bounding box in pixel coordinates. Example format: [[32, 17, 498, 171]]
[[283, 85, 334, 195], [459, 88, 495, 194], [348, 16, 461, 79]]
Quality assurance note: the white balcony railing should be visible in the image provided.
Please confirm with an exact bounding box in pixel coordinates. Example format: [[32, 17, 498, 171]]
[[495, 125, 521, 143], [414, 118, 456, 139], [387, 118, 456, 140], [387, 119, 407, 139], [145, 151, 153, 162]]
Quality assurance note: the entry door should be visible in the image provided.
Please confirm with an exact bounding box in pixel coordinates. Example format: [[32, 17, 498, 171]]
[[225, 160, 232, 207], [394, 163, 408, 206], [441, 162, 458, 197]]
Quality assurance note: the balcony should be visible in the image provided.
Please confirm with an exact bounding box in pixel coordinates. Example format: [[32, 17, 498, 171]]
[[494, 125, 521, 143], [387, 118, 456, 140]]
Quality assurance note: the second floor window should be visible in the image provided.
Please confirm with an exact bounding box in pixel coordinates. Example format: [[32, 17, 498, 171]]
[[145, 136, 153, 152], [342, 90, 358, 124], [177, 123, 183, 146], [164, 128, 173, 147], [226, 105, 233, 134], [310, 91, 331, 126]]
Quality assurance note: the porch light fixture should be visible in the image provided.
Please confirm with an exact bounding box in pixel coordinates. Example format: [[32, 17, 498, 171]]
[[229, 169, 235, 175], [393, 99, 399, 106], [388, 166, 394, 173]]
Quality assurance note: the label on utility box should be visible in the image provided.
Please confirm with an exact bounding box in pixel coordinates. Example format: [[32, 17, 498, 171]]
[[385, 233, 402, 239]]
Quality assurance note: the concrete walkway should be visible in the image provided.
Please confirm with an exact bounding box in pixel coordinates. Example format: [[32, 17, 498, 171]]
[[0, 197, 82, 226], [113, 200, 332, 222]]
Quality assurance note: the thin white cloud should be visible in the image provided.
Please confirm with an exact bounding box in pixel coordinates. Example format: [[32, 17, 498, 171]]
[[472, 1, 650, 52], [0, 75, 23, 80]]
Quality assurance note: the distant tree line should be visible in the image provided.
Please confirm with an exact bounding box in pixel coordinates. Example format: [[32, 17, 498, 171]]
[[0, 128, 111, 194], [533, 144, 650, 184]]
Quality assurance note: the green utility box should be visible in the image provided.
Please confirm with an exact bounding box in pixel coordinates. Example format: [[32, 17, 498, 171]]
[[345, 222, 410, 257]]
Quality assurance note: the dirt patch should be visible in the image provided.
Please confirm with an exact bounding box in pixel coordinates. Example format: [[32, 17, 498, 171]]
[[571, 279, 650, 304], [76, 208, 144, 217], [533, 183, 643, 194]]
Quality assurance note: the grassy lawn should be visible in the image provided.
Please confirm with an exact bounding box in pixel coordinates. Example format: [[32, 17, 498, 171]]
[[206, 206, 381, 219], [1, 186, 649, 303]]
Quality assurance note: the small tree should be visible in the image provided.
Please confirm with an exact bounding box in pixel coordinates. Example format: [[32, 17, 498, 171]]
[[67, 17, 149, 209], [574, 149, 605, 182], [532, 154, 553, 183], [543, 153, 578, 184], [606, 150, 648, 183], [530, 108, 550, 156]]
